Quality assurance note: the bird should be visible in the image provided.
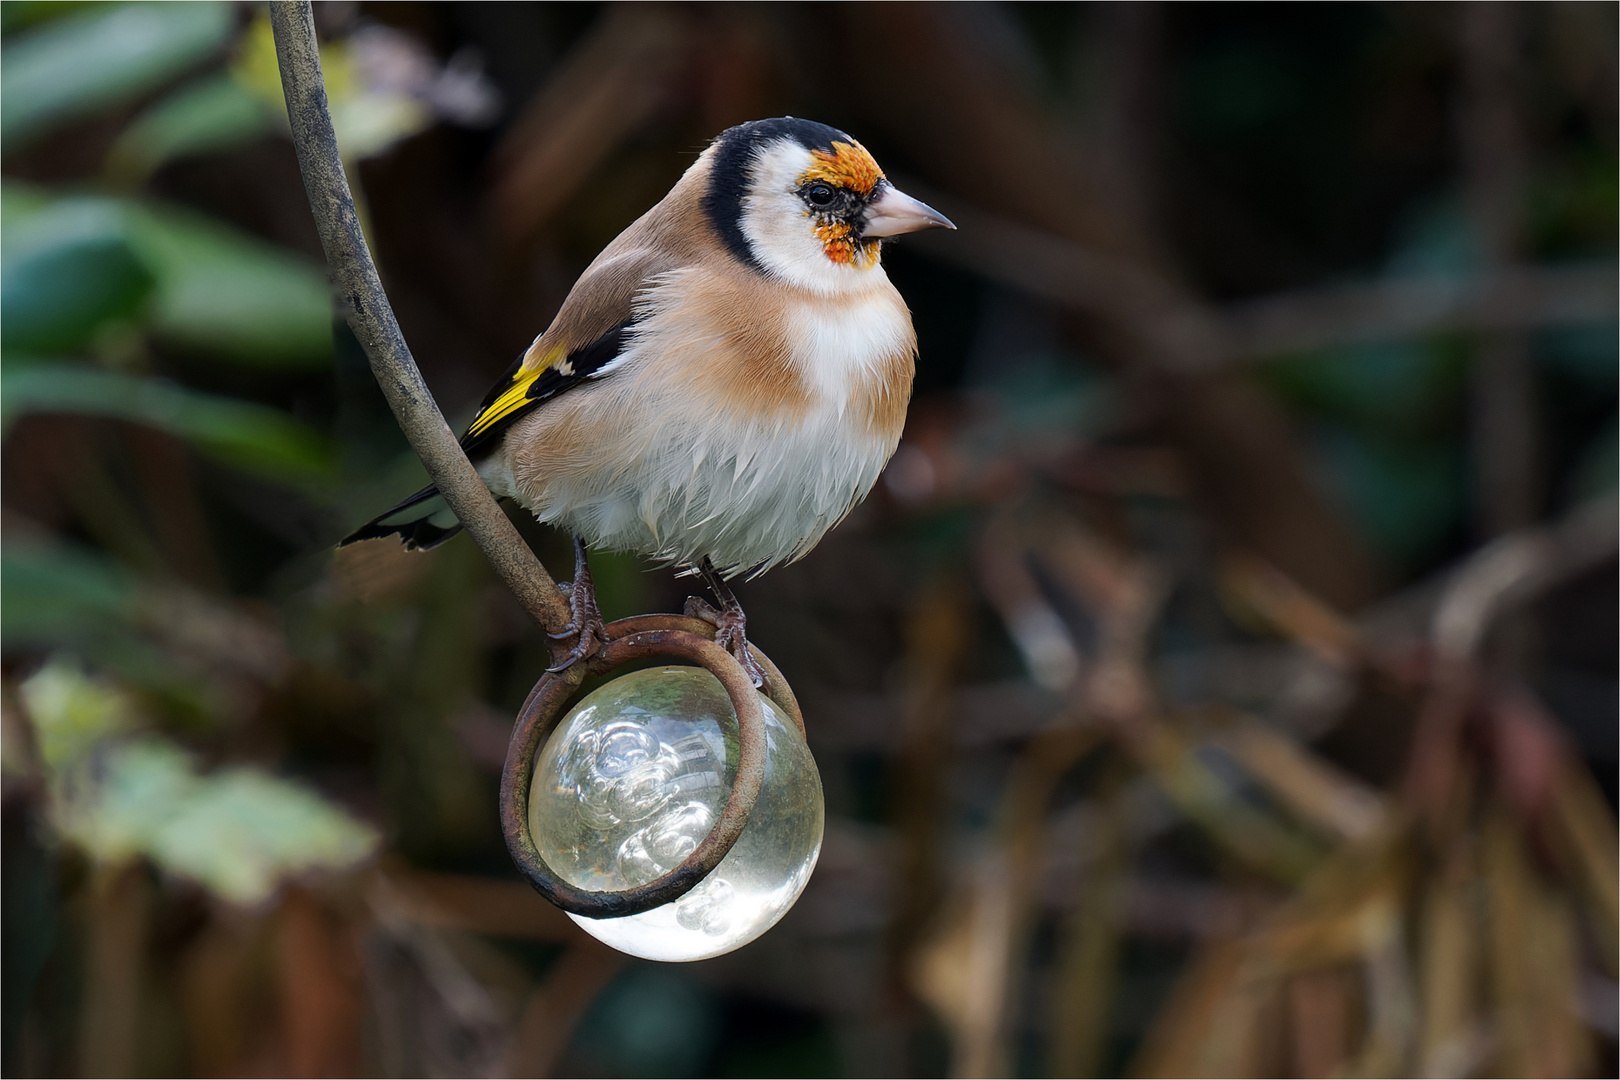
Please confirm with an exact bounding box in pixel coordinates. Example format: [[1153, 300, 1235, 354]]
[[343, 117, 955, 683]]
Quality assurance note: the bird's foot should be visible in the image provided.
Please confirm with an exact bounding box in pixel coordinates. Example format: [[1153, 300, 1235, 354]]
[[687, 558, 766, 688], [546, 537, 608, 672], [685, 595, 768, 688]]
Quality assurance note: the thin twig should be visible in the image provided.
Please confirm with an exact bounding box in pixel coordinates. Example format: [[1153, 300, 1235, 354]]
[[267, 1, 569, 635]]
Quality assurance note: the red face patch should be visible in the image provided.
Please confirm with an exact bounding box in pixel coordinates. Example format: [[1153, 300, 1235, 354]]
[[811, 218, 864, 265], [799, 140, 884, 266]]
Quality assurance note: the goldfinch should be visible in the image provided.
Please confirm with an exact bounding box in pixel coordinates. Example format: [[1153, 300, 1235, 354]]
[[344, 117, 954, 679]]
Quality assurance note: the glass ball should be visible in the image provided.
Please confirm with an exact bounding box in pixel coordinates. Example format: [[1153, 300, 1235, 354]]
[[529, 665, 823, 962]]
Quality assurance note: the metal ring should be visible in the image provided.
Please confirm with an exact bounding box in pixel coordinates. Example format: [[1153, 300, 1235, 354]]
[[608, 614, 805, 738], [499, 616, 800, 919]]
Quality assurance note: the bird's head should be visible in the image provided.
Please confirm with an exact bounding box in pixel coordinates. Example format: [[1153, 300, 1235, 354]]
[[702, 117, 955, 293]]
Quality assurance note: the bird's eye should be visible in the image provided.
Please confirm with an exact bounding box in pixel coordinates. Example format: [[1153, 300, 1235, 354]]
[[805, 182, 837, 208]]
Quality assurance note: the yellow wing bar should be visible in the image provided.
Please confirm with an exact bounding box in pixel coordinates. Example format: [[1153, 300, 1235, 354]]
[[466, 359, 549, 438]]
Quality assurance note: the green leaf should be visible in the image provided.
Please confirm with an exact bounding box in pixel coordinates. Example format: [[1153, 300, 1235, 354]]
[[123, 202, 335, 366], [0, 539, 138, 649], [0, 3, 98, 35], [104, 71, 272, 183], [1, 1, 235, 150], [147, 763, 379, 905], [0, 198, 154, 353], [48, 736, 378, 905], [2, 364, 333, 481], [19, 658, 135, 771], [231, 12, 434, 162], [0, 178, 53, 221], [52, 738, 196, 866], [2, 189, 334, 367], [0, 544, 197, 698]]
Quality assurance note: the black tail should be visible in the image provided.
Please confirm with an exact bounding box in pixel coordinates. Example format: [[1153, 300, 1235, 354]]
[[341, 483, 464, 550]]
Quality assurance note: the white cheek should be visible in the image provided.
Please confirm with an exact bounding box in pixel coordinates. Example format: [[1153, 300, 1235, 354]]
[[740, 141, 879, 296]]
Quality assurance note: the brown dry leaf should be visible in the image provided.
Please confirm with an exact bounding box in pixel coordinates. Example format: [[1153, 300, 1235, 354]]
[[1343, 892, 1416, 1077], [1545, 761, 1620, 973], [1136, 825, 1412, 1077], [1129, 941, 1279, 1078], [890, 577, 973, 976], [1416, 847, 1481, 1077], [1262, 900, 1385, 977], [1218, 553, 1363, 668], [1483, 806, 1594, 1078], [1033, 515, 1167, 721], [924, 728, 1109, 1078], [907, 857, 1019, 1079], [77, 863, 152, 1079], [1287, 966, 1357, 1079], [909, 725, 1101, 1080], [1276, 829, 1410, 970], [975, 511, 1082, 693], [1049, 791, 1128, 1079], [1137, 725, 1324, 885]]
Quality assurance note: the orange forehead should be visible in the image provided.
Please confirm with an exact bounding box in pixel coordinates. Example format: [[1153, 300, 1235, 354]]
[[801, 140, 883, 195]]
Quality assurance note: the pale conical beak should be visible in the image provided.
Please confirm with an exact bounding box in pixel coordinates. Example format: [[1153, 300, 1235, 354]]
[[861, 182, 956, 237]]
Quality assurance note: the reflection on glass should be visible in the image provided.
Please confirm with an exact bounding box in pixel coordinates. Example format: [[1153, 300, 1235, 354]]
[[529, 666, 824, 962]]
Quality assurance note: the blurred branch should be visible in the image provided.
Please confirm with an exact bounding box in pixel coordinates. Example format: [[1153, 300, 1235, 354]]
[[380, 866, 574, 942], [1048, 779, 1127, 1079], [489, 7, 692, 248], [844, 5, 1381, 610], [898, 190, 1215, 363], [1407, 493, 1617, 829], [1460, 0, 1538, 537], [1228, 493, 1618, 667], [1213, 723, 1385, 842], [1223, 261, 1617, 362], [77, 864, 150, 1079], [268, 1, 569, 637], [887, 579, 971, 993], [278, 889, 364, 1077], [1429, 493, 1618, 664], [910, 727, 1106, 1079], [498, 940, 625, 1078], [904, 194, 1617, 370]]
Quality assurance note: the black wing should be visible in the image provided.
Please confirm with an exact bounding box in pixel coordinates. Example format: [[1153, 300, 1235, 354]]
[[458, 320, 633, 460], [339, 320, 633, 550]]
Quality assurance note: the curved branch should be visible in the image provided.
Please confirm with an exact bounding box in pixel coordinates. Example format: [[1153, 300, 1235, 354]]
[[268, 1, 569, 635]]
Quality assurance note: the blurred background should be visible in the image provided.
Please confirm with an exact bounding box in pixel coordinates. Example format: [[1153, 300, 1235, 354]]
[[2, 2, 1616, 1076]]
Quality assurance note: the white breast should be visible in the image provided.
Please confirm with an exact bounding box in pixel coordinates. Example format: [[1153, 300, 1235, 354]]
[[784, 288, 915, 409], [504, 273, 913, 576]]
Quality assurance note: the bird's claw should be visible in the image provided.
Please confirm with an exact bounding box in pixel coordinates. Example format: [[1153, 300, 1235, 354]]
[[685, 594, 767, 689], [546, 538, 608, 672]]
